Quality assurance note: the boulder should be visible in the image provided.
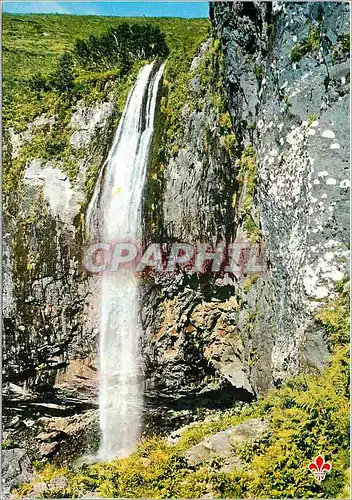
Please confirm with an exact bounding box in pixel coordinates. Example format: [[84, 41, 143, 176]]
[[30, 482, 48, 497], [49, 475, 69, 490], [184, 418, 268, 467], [39, 441, 60, 457], [37, 430, 66, 442]]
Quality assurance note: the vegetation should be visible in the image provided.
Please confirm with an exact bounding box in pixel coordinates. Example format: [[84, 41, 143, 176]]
[[243, 274, 260, 294], [3, 14, 209, 129], [15, 284, 350, 498], [291, 24, 321, 63], [332, 32, 350, 62], [236, 146, 261, 243], [254, 63, 265, 81], [2, 440, 14, 449], [3, 14, 209, 200], [73, 23, 168, 71], [308, 114, 319, 127], [315, 277, 350, 347]]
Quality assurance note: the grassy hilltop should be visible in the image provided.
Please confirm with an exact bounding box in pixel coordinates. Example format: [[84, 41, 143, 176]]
[[2, 13, 210, 196], [3, 13, 210, 129]]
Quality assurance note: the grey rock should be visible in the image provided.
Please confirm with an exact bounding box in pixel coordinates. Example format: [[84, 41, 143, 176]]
[[1, 448, 33, 497], [8, 416, 20, 428], [8, 114, 55, 159], [2, 100, 115, 412], [210, 0, 349, 389], [167, 421, 200, 444], [23, 159, 83, 224], [70, 100, 114, 149], [30, 481, 49, 497], [37, 430, 65, 442]]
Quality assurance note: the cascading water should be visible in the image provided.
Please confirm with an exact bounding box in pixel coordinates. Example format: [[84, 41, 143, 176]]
[[86, 61, 164, 460]]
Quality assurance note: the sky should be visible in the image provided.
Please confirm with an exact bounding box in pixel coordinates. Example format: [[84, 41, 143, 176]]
[[2, 1, 209, 18]]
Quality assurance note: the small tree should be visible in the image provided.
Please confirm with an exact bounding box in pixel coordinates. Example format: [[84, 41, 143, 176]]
[[51, 53, 74, 93], [73, 23, 169, 73], [27, 73, 50, 94]]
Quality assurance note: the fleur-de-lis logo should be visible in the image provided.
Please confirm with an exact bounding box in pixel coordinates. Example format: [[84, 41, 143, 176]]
[[308, 455, 332, 482]]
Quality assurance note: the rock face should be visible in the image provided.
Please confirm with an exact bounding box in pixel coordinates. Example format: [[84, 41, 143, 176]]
[[141, 0, 350, 427], [2, 99, 116, 391], [210, 0, 350, 387], [141, 276, 256, 416], [141, 39, 257, 423], [2, 99, 116, 486]]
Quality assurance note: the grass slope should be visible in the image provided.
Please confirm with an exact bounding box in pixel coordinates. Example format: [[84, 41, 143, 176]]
[[3, 13, 210, 128], [2, 13, 210, 199]]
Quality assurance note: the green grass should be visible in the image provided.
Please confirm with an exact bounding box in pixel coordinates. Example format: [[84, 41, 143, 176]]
[[3, 13, 210, 128], [2, 14, 210, 201]]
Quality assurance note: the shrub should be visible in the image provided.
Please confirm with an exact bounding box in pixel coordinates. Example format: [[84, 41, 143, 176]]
[[291, 25, 321, 63], [27, 74, 51, 94], [73, 23, 169, 72], [50, 53, 75, 93]]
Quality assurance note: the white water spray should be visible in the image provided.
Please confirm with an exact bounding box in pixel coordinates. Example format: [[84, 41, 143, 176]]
[[86, 61, 164, 460]]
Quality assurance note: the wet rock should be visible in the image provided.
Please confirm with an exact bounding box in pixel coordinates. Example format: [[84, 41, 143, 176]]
[[141, 275, 254, 425], [54, 357, 98, 400]]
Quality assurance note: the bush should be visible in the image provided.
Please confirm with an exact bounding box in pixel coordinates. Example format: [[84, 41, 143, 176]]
[[27, 74, 51, 93], [73, 23, 169, 72], [291, 25, 321, 63], [50, 53, 75, 93]]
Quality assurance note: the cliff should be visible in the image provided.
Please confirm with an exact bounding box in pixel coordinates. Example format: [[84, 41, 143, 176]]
[[140, 0, 350, 430]]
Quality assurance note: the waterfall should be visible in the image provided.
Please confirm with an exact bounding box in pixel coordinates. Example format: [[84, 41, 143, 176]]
[[86, 61, 164, 460]]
